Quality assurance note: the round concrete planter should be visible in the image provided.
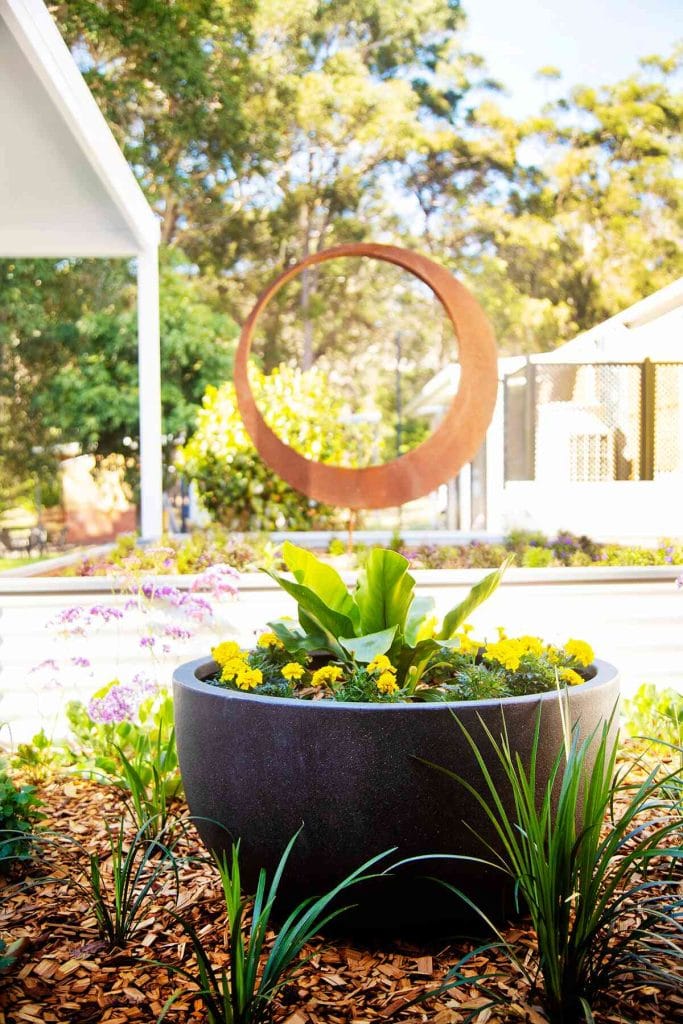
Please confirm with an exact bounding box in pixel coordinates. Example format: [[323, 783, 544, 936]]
[[174, 658, 619, 932]]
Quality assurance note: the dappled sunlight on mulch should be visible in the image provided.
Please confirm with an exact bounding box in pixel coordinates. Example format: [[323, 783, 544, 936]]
[[0, 758, 681, 1024]]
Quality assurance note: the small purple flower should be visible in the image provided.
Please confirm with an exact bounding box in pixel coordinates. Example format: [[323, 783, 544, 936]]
[[178, 593, 214, 622], [676, 574, 683, 590], [88, 684, 138, 725], [89, 604, 124, 622], [70, 657, 91, 668], [30, 658, 60, 674], [140, 635, 156, 649], [140, 580, 184, 605], [131, 672, 158, 696], [49, 606, 84, 627], [163, 624, 192, 641], [193, 563, 239, 598]]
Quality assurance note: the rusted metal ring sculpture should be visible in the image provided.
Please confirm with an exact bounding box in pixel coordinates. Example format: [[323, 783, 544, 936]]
[[234, 243, 498, 509]]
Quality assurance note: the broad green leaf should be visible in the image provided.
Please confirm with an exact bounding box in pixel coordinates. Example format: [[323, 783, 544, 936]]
[[396, 638, 440, 691], [404, 595, 436, 646], [263, 570, 355, 657], [437, 556, 514, 640], [281, 542, 360, 631], [269, 619, 326, 655], [354, 549, 415, 636], [338, 626, 398, 664]]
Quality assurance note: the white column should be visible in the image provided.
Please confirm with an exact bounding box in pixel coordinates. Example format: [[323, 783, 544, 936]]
[[485, 380, 505, 534], [459, 462, 472, 531], [137, 246, 163, 540]]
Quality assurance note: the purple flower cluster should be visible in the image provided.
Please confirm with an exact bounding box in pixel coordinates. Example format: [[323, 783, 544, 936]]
[[87, 673, 158, 725], [677, 574, 683, 590], [192, 563, 240, 598], [89, 604, 125, 623]]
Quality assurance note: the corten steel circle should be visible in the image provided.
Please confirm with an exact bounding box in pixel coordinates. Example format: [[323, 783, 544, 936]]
[[234, 243, 498, 510]]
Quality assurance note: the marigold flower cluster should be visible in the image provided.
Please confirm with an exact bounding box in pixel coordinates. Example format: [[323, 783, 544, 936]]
[[564, 639, 594, 667], [257, 632, 284, 650], [367, 654, 399, 694], [211, 640, 263, 690], [311, 664, 344, 687]]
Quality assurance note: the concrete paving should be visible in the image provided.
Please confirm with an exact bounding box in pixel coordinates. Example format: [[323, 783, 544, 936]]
[[1, 570, 681, 743]]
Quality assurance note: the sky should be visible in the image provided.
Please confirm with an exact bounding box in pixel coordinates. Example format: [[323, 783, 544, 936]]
[[463, 0, 681, 117]]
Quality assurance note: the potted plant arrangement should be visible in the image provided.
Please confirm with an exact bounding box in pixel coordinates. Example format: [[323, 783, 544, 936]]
[[173, 544, 620, 930]]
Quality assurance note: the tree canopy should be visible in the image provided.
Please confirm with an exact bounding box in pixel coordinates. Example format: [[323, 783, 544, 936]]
[[1, 3, 680, 509]]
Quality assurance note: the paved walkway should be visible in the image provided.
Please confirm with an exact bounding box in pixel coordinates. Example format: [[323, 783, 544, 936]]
[[1, 572, 681, 742]]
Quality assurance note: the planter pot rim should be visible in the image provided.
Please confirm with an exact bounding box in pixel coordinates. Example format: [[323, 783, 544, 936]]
[[174, 656, 617, 712]]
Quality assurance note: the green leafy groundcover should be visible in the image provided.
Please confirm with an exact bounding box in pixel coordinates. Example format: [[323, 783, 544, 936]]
[[207, 544, 596, 703], [63, 528, 683, 578]]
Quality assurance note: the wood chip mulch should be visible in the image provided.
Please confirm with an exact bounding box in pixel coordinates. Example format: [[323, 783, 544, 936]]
[[0, 758, 681, 1024]]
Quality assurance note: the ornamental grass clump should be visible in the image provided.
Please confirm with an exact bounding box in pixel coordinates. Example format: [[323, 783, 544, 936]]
[[207, 543, 596, 703], [423, 713, 683, 1024], [157, 834, 392, 1024]]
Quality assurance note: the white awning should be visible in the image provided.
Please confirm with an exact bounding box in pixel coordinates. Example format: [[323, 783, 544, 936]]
[[0, 0, 162, 538]]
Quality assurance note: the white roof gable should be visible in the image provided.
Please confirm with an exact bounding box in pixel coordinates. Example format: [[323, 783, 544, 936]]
[[0, 0, 159, 257]]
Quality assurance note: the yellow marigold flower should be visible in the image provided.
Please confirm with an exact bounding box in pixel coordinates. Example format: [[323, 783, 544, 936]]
[[235, 667, 262, 690], [560, 668, 584, 687], [257, 631, 284, 650], [456, 630, 480, 655], [546, 646, 561, 665], [367, 654, 395, 675], [376, 671, 399, 695], [484, 639, 524, 672], [564, 639, 594, 667], [311, 665, 343, 687], [518, 635, 544, 656], [281, 662, 305, 682], [220, 657, 248, 683], [212, 640, 242, 666]]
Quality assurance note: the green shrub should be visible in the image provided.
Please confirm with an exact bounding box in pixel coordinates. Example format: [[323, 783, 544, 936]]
[[623, 683, 682, 747], [72, 529, 276, 576], [504, 529, 548, 554], [178, 366, 382, 531], [0, 767, 42, 872], [521, 546, 554, 568]]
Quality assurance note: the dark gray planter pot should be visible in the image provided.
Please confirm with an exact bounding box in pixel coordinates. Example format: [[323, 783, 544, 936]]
[[174, 658, 619, 933]]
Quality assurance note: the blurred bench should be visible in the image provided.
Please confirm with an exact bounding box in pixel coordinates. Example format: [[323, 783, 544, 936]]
[[0, 525, 47, 556]]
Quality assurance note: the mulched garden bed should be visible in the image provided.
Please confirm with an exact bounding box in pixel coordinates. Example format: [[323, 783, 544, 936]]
[[1, 761, 681, 1024]]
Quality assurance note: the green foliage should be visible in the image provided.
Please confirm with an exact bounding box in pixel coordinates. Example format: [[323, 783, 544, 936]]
[[521, 547, 555, 568], [0, 936, 28, 974], [179, 367, 381, 530], [12, 729, 67, 784], [0, 767, 43, 872], [114, 723, 180, 842], [71, 530, 277, 576], [429, 714, 683, 1023], [623, 683, 682, 747], [66, 691, 182, 811], [157, 834, 392, 1024], [265, 542, 509, 690], [35, 817, 183, 950]]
